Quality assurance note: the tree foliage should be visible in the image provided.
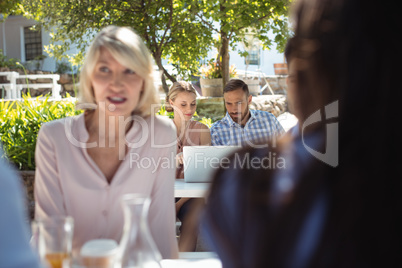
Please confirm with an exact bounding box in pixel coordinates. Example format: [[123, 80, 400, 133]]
[[0, 0, 22, 21], [188, 0, 292, 86], [18, 0, 291, 91], [20, 0, 213, 92]]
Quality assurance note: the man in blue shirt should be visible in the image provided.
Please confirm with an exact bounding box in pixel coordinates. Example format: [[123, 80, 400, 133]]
[[210, 79, 284, 147]]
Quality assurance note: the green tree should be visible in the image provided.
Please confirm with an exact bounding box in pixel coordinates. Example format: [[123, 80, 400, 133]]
[[0, 0, 22, 21], [189, 0, 291, 86], [20, 0, 213, 92]]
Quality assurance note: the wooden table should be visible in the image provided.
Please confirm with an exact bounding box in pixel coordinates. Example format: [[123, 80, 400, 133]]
[[174, 179, 211, 198]]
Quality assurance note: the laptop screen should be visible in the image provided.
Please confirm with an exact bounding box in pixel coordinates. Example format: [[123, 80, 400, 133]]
[[182, 146, 240, 183]]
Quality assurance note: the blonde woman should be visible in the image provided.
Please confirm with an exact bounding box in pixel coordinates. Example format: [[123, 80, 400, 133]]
[[166, 81, 211, 178], [166, 81, 211, 251], [34, 26, 178, 258]]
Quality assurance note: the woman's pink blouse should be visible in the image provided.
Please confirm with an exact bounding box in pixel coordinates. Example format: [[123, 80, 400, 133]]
[[34, 113, 179, 259], [175, 120, 207, 178]]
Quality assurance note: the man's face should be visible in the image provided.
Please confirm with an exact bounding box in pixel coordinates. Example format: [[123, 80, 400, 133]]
[[224, 88, 252, 125]]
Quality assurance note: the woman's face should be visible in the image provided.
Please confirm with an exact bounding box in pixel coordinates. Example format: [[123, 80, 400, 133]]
[[170, 91, 197, 121], [91, 47, 144, 118]]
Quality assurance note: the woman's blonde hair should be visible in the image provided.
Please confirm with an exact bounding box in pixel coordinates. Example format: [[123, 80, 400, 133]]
[[165, 81, 197, 112], [78, 25, 159, 116]]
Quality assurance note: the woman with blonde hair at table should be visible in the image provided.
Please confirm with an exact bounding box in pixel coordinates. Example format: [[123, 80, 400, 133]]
[[165, 81, 211, 251], [34, 25, 178, 259]]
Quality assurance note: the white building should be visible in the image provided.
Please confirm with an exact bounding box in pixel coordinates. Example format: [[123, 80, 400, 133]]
[[228, 45, 286, 76], [0, 16, 81, 72], [0, 15, 286, 76]]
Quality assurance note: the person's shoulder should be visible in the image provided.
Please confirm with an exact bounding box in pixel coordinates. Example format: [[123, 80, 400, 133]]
[[41, 117, 66, 129], [253, 110, 281, 121], [152, 115, 176, 131], [40, 114, 82, 133], [211, 117, 228, 130], [149, 115, 176, 146], [192, 120, 210, 130], [38, 114, 85, 145], [252, 109, 273, 117]]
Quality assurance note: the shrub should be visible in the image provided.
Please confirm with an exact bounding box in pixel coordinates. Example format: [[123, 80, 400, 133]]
[[0, 93, 82, 170], [0, 49, 21, 69], [0, 96, 216, 170], [55, 61, 70, 74], [156, 103, 174, 119]]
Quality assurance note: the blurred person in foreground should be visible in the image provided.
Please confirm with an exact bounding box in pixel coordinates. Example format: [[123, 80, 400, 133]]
[[0, 149, 42, 268], [201, 0, 402, 267], [34, 26, 178, 258], [165, 81, 210, 251]]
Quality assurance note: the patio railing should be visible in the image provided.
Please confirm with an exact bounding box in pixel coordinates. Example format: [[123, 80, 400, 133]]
[[0, 71, 61, 100]]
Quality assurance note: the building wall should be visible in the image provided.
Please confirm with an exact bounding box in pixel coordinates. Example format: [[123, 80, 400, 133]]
[[0, 16, 80, 72], [230, 47, 285, 76], [0, 16, 37, 61]]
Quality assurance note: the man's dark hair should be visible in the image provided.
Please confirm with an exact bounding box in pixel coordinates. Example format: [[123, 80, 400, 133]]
[[223, 79, 249, 95]]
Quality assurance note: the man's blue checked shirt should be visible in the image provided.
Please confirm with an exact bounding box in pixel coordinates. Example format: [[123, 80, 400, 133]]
[[210, 109, 285, 147]]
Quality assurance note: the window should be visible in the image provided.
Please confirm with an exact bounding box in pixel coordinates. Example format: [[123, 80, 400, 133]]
[[245, 46, 260, 65], [24, 26, 42, 61]]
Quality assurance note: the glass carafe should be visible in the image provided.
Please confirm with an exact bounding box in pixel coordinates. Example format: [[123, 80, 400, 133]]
[[119, 193, 162, 268]]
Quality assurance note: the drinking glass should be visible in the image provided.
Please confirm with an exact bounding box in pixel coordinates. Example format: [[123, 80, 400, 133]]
[[31, 216, 74, 268]]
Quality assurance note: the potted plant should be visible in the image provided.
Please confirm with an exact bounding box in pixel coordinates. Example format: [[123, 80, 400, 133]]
[[199, 59, 237, 97], [273, 62, 288, 75]]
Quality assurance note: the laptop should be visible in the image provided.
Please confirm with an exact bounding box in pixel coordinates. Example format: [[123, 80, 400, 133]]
[[182, 146, 240, 183]]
